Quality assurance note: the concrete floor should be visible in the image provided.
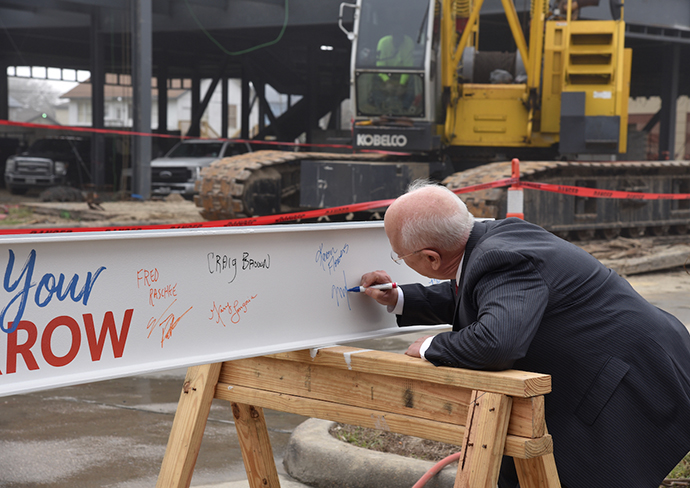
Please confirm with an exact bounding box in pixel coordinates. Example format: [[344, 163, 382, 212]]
[[1, 268, 689, 488]]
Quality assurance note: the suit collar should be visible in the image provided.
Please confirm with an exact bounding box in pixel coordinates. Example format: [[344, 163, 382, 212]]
[[453, 219, 488, 304], [462, 220, 488, 271]]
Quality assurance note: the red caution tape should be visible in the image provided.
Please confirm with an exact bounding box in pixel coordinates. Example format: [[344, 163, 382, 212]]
[[450, 177, 518, 195], [521, 181, 690, 200], [0, 119, 354, 150], [0, 178, 518, 236], [0, 119, 181, 139], [0, 198, 396, 236], [4, 171, 690, 237]]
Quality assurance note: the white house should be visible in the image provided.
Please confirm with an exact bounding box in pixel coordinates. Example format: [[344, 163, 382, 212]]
[[59, 77, 293, 139]]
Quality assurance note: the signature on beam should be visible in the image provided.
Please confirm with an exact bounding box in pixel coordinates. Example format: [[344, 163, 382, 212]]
[[209, 294, 258, 327], [331, 270, 351, 311], [147, 299, 193, 348]]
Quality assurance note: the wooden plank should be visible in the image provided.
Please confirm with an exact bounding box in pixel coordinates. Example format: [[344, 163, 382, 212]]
[[232, 403, 281, 488], [268, 347, 552, 398], [221, 356, 473, 424], [509, 396, 545, 439], [515, 454, 562, 488], [215, 383, 552, 459], [156, 363, 222, 488], [221, 357, 544, 439], [455, 391, 512, 488]]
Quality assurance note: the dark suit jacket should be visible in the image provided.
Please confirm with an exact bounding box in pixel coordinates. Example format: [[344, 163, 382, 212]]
[[398, 218, 690, 488]]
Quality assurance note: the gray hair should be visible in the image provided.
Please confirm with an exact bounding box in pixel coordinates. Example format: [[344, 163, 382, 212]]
[[400, 180, 475, 252]]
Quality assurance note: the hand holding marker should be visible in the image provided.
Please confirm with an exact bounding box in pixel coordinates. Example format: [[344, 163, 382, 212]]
[[347, 283, 397, 293]]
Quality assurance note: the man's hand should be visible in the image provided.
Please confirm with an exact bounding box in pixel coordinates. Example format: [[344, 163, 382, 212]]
[[405, 335, 433, 358], [360, 270, 398, 308]]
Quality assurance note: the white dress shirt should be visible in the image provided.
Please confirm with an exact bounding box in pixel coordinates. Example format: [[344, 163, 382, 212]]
[[391, 254, 464, 361]]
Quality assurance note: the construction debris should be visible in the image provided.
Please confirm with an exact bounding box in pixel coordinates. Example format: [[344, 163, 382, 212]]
[[579, 236, 690, 276]]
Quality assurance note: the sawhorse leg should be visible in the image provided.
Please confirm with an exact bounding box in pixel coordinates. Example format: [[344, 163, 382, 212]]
[[514, 450, 561, 487], [156, 363, 221, 488], [455, 390, 513, 488], [232, 402, 281, 488], [454, 389, 561, 488]]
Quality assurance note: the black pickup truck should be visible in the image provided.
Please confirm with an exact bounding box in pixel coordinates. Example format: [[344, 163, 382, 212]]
[[4, 137, 90, 194]]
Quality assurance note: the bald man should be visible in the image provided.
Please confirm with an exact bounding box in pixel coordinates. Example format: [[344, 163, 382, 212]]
[[361, 181, 690, 488]]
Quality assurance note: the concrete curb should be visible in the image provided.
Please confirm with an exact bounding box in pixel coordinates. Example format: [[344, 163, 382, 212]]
[[283, 419, 457, 488]]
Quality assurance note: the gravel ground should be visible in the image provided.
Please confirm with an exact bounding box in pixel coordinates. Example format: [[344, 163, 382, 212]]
[[0, 188, 205, 229]]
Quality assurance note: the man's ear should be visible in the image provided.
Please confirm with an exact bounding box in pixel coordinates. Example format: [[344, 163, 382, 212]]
[[422, 250, 442, 270]]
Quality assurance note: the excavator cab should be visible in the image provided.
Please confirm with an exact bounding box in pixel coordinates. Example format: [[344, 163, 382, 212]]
[[341, 0, 441, 152]]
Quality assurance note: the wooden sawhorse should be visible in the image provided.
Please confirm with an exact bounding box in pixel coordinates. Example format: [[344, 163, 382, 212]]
[[156, 346, 559, 488]]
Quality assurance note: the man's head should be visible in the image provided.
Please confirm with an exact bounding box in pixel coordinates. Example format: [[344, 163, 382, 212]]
[[384, 180, 474, 279]]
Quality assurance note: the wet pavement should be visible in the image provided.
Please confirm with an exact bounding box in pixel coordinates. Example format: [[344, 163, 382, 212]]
[[0, 268, 689, 488]]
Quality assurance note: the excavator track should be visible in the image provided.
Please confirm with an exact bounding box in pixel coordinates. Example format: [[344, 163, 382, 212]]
[[194, 150, 389, 221], [195, 150, 690, 240], [444, 160, 690, 240]]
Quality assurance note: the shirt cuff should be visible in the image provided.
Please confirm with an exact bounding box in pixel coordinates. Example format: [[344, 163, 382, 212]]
[[419, 336, 434, 361], [387, 287, 404, 315]]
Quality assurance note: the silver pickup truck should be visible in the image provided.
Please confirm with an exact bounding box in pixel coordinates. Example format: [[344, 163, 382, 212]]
[[150, 139, 252, 198]]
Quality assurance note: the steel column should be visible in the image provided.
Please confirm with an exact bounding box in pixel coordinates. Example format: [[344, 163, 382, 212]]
[[241, 63, 250, 140], [189, 74, 201, 137], [0, 60, 8, 121], [659, 43, 680, 159], [0, 61, 10, 120], [187, 59, 228, 138], [256, 81, 265, 133], [307, 43, 318, 144], [221, 75, 228, 138], [157, 57, 168, 134], [131, 0, 152, 199], [90, 7, 106, 189]]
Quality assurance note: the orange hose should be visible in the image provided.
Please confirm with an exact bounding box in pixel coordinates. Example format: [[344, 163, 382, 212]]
[[411, 451, 463, 488]]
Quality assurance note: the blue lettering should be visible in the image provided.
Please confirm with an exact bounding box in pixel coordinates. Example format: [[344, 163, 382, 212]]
[[331, 270, 352, 310], [1, 249, 107, 334], [315, 243, 349, 275], [1, 249, 37, 334], [36, 273, 57, 307]]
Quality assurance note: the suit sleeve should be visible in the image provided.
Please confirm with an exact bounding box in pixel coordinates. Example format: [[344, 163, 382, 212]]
[[425, 252, 548, 371], [397, 281, 456, 326]]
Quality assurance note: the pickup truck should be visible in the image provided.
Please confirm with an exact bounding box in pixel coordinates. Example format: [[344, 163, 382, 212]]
[[150, 139, 252, 198], [4, 137, 90, 194]]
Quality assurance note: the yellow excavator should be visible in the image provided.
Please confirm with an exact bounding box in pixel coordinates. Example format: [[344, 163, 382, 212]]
[[196, 0, 690, 239]]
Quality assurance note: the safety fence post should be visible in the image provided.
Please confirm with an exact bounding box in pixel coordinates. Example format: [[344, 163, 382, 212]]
[[506, 158, 525, 220]]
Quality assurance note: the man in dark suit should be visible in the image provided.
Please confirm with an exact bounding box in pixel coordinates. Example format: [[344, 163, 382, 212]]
[[361, 182, 690, 488]]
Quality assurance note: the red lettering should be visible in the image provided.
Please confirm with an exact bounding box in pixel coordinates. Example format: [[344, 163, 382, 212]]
[[148, 283, 177, 306], [83, 309, 134, 361], [136, 268, 159, 288], [5, 321, 39, 374], [4, 310, 133, 373], [41, 316, 81, 368]]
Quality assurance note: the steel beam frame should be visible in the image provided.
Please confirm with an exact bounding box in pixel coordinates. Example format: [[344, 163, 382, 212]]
[[131, 0, 152, 199], [90, 6, 105, 188], [659, 44, 680, 159]]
